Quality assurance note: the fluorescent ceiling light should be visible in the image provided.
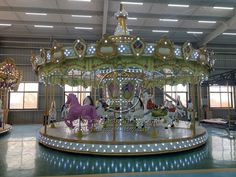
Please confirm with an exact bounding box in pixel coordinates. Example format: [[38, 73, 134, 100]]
[[74, 26, 93, 30], [159, 19, 178, 22], [198, 20, 216, 24], [68, 0, 91, 2], [152, 30, 169, 33], [34, 25, 53, 28], [222, 32, 236, 35], [213, 6, 234, 10], [121, 1, 143, 5], [127, 29, 133, 31], [72, 15, 92, 18], [168, 4, 189, 7], [0, 24, 12, 26], [25, 12, 47, 16], [128, 17, 137, 20], [187, 31, 203, 34]]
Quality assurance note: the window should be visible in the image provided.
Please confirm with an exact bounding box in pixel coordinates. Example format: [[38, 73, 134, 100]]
[[64, 85, 91, 104], [9, 83, 38, 109], [164, 84, 188, 107], [209, 85, 234, 108]]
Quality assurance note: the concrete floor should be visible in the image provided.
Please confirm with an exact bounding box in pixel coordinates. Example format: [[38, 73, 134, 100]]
[[0, 124, 236, 177]]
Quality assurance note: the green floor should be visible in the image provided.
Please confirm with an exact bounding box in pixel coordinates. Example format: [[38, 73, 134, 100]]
[[0, 124, 236, 177]]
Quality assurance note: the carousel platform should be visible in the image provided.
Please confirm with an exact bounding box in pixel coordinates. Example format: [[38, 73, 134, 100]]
[[38, 120, 208, 156], [0, 124, 12, 135]]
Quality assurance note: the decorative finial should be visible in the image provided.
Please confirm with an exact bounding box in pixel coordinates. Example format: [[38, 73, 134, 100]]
[[114, 3, 130, 36]]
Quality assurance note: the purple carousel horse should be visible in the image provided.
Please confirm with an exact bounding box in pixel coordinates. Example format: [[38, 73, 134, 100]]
[[64, 94, 99, 130]]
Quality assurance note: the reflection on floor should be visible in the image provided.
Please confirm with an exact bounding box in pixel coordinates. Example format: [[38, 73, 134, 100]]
[[0, 124, 235, 177]]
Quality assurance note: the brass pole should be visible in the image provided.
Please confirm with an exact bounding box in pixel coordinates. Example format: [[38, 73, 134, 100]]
[[93, 71, 96, 104], [227, 82, 231, 130], [190, 77, 196, 135], [0, 89, 4, 129], [44, 79, 49, 134], [197, 80, 202, 125]]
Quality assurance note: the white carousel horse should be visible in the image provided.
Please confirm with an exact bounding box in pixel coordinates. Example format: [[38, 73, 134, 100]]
[[187, 100, 193, 121], [0, 99, 3, 127], [175, 96, 185, 118], [127, 96, 146, 128], [48, 100, 57, 124], [164, 100, 176, 127], [96, 101, 106, 119]]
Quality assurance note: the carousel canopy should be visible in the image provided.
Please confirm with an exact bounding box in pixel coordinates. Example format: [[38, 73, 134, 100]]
[[31, 4, 214, 88], [0, 58, 22, 91]]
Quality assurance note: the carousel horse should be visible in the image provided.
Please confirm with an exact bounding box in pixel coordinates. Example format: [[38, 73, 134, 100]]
[[175, 96, 185, 118], [96, 99, 109, 119], [64, 94, 99, 130], [164, 100, 176, 128], [48, 100, 57, 125], [127, 96, 145, 128], [143, 91, 155, 119], [0, 99, 3, 127], [187, 99, 193, 121]]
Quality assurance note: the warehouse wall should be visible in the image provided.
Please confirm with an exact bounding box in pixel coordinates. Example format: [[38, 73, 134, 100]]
[[0, 37, 236, 124]]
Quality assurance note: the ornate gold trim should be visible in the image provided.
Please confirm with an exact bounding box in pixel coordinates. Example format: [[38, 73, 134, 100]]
[[131, 36, 145, 57], [155, 35, 174, 60], [73, 38, 86, 59], [182, 42, 194, 60], [96, 34, 118, 59], [198, 47, 209, 65]]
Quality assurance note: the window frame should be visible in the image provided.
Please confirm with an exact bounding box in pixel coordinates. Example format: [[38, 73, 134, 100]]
[[9, 82, 39, 110], [209, 85, 234, 109], [163, 84, 189, 107], [64, 85, 92, 104]]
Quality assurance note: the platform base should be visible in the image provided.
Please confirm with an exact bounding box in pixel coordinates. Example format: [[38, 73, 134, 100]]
[[0, 124, 12, 135], [38, 121, 208, 156]]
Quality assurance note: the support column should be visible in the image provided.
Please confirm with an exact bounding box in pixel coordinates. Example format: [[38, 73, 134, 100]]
[[197, 80, 202, 125], [44, 80, 49, 134], [227, 82, 231, 130], [190, 78, 196, 135]]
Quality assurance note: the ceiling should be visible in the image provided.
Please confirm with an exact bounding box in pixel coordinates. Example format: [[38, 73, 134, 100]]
[[1, 0, 236, 50]]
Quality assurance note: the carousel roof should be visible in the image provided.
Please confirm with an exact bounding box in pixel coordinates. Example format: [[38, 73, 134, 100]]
[[31, 4, 214, 88]]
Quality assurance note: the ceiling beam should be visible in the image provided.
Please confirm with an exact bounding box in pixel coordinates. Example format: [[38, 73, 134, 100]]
[[200, 12, 236, 46], [0, 19, 102, 29], [102, 0, 109, 35], [0, 6, 103, 16], [0, 6, 228, 22], [111, 0, 236, 7]]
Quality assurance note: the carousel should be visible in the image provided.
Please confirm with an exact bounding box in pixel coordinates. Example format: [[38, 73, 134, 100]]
[[0, 58, 22, 135], [32, 4, 214, 156]]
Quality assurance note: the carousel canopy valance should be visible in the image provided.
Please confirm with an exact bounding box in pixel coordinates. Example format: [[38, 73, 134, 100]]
[[31, 4, 214, 88]]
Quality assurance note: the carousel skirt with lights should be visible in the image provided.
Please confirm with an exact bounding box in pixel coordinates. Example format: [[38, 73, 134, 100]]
[[0, 124, 12, 135], [38, 120, 207, 156]]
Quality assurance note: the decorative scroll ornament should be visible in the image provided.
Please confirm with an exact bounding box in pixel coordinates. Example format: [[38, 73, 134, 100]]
[[39, 48, 46, 63], [73, 38, 86, 59], [182, 42, 194, 60], [51, 40, 64, 63], [198, 48, 209, 65], [131, 36, 145, 57], [96, 34, 117, 59], [155, 35, 174, 60]]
